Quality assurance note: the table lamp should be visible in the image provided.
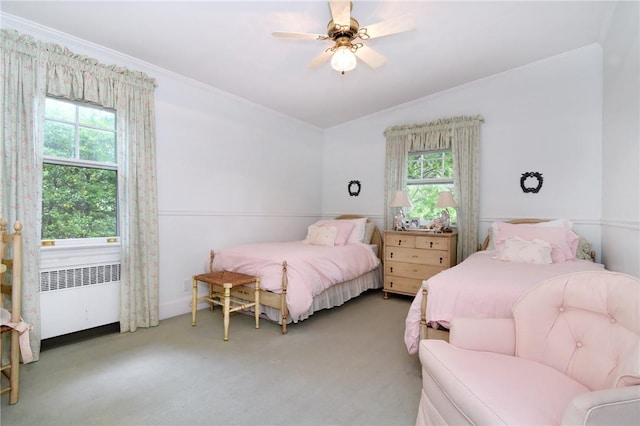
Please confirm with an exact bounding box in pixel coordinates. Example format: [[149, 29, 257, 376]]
[[390, 190, 413, 231], [435, 191, 457, 230]]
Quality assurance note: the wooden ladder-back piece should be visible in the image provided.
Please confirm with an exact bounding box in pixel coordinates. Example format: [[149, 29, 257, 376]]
[[1, 218, 23, 405]]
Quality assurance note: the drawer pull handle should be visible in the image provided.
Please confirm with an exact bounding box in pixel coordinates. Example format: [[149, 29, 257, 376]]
[[390, 252, 394, 259], [439, 257, 443, 264], [430, 241, 433, 248], [399, 239, 404, 246], [390, 267, 394, 273], [389, 281, 393, 288], [411, 255, 418, 258]]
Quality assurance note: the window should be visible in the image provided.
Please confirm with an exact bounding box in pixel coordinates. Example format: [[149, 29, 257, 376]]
[[406, 150, 457, 223], [42, 98, 118, 242]]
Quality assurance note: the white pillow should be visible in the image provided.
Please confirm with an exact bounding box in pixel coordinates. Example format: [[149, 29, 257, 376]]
[[363, 221, 375, 244], [495, 236, 553, 264], [305, 225, 337, 246], [487, 218, 574, 250], [345, 217, 368, 244]]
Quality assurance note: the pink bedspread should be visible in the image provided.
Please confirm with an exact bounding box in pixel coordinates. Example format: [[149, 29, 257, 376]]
[[213, 241, 380, 320], [404, 251, 604, 354]]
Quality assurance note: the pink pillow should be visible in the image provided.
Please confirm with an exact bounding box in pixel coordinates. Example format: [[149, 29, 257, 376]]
[[313, 220, 355, 246], [494, 222, 579, 263]]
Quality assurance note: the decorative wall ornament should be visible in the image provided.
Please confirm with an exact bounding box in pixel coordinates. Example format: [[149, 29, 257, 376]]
[[520, 172, 543, 193], [348, 180, 361, 196]]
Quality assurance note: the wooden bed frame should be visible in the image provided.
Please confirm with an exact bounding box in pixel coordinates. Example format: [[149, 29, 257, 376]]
[[419, 218, 596, 342], [205, 215, 384, 335]]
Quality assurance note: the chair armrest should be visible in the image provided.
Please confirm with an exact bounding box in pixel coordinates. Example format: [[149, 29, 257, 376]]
[[561, 385, 640, 425], [449, 317, 515, 355]]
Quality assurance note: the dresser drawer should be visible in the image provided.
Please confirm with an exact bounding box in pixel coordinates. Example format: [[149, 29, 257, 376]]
[[385, 234, 416, 248], [385, 261, 445, 280], [385, 247, 450, 266], [415, 236, 450, 251], [383, 276, 422, 296]]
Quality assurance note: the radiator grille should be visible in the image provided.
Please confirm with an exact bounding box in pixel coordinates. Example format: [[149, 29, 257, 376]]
[[40, 264, 121, 292]]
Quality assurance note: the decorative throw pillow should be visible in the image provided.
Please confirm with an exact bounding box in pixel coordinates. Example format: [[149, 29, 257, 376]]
[[312, 220, 355, 246], [487, 218, 573, 250], [495, 236, 552, 264], [305, 225, 337, 246]]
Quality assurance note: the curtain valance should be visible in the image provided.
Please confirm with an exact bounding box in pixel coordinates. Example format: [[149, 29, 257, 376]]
[[2, 30, 156, 108], [383, 115, 485, 137]]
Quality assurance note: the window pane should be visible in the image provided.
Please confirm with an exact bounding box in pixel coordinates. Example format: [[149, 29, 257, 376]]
[[44, 121, 75, 158], [79, 127, 116, 163], [79, 105, 115, 130], [407, 184, 457, 224], [45, 98, 75, 121], [42, 164, 117, 239], [408, 151, 453, 181]]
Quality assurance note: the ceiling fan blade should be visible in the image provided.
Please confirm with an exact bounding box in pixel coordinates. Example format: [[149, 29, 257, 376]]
[[329, 0, 351, 27], [355, 45, 386, 69], [272, 31, 329, 40], [307, 50, 333, 69], [359, 15, 416, 40]]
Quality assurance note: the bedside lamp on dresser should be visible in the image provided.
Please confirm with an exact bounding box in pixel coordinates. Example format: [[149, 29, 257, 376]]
[[390, 190, 412, 231]]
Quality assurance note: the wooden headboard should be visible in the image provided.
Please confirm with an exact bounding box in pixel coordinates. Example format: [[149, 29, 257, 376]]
[[334, 214, 383, 260]]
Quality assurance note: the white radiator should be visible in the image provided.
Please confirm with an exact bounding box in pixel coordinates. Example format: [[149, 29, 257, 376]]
[[40, 263, 121, 339]]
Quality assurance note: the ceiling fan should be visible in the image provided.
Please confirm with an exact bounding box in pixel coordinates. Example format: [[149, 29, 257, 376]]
[[273, 1, 416, 75]]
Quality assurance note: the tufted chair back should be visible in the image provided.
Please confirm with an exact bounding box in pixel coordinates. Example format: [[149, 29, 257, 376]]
[[513, 271, 640, 391]]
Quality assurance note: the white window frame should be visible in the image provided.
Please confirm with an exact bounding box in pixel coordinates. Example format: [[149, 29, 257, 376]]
[[41, 97, 120, 254]]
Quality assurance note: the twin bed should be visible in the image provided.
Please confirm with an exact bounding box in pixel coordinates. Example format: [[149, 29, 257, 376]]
[[205, 215, 383, 333], [403, 219, 605, 354]]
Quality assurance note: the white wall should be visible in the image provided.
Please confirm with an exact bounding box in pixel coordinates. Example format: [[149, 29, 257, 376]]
[[601, 1, 640, 277], [155, 77, 324, 318], [323, 45, 604, 259]]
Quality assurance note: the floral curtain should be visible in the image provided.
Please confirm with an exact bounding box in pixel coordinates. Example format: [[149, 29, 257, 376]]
[[1, 30, 46, 360], [383, 115, 484, 262], [1, 29, 160, 359]]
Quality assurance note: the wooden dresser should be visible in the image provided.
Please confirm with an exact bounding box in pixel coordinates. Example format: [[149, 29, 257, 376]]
[[383, 230, 457, 298]]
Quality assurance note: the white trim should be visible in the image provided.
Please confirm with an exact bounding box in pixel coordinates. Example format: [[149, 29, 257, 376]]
[[600, 220, 640, 231]]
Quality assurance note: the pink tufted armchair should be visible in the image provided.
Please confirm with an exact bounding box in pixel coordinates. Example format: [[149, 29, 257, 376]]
[[416, 270, 640, 425]]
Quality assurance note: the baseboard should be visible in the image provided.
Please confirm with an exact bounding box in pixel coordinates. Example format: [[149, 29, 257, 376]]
[[41, 322, 120, 351]]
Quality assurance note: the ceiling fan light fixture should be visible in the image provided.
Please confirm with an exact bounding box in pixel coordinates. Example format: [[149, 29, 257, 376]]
[[331, 46, 357, 74]]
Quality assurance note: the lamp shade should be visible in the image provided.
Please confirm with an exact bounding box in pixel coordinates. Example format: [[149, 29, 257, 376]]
[[390, 190, 413, 208], [435, 191, 457, 208]]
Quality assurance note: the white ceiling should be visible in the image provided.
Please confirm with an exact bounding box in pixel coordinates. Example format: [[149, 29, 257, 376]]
[[1, 1, 617, 128]]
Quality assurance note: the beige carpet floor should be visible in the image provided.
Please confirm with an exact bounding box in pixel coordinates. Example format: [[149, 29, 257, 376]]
[[1, 289, 422, 426]]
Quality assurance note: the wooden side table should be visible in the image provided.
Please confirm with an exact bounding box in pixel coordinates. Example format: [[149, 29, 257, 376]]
[[192, 271, 260, 341]]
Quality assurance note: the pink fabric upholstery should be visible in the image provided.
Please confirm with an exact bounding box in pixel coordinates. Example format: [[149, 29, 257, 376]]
[[416, 271, 640, 426], [513, 271, 640, 390], [420, 340, 588, 425]]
